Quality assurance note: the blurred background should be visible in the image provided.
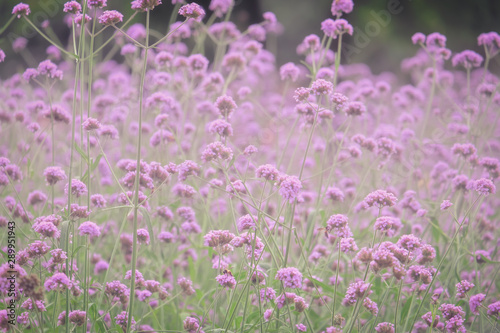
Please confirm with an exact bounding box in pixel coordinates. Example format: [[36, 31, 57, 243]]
[[1, 0, 500, 76]]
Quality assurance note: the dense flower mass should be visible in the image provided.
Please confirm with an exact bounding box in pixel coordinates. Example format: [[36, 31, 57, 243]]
[[275, 267, 303, 289], [1, 1, 499, 332]]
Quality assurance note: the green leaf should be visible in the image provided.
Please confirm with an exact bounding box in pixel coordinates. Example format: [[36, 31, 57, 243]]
[[75, 144, 89, 164], [479, 254, 500, 264], [188, 256, 195, 282], [60, 220, 70, 252], [309, 277, 343, 298], [235, 316, 243, 329], [400, 295, 413, 324], [246, 311, 260, 324]]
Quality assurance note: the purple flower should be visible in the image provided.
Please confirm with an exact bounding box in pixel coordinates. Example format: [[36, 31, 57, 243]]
[[65, 179, 88, 197], [487, 300, 500, 317], [27, 240, 50, 258], [208, 119, 233, 137], [183, 316, 203, 333], [278, 175, 302, 203], [45, 272, 72, 292], [82, 117, 101, 131], [215, 271, 237, 289], [178, 277, 195, 296], [88, 0, 107, 8], [440, 199, 453, 211], [469, 293, 485, 315], [339, 237, 358, 253], [275, 267, 303, 289], [452, 50, 483, 69], [473, 178, 496, 196], [33, 221, 60, 239], [478, 31, 500, 53], [78, 221, 101, 238], [63, 1, 82, 14], [311, 79, 334, 96], [209, 0, 233, 17], [237, 214, 257, 232], [178, 3, 205, 22], [331, 0, 353, 17], [360, 189, 398, 209], [68, 310, 86, 326], [327, 214, 348, 231], [177, 160, 200, 182], [280, 62, 300, 82], [342, 281, 372, 306], [411, 32, 426, 44], [215, 95, 237, 118], [94, 260, 109, 274], [43, 166, 67, 185], [264, 309, 273, 321], [455, 280, 474, 298], [131, 0, 162, 11], [296, 323, 307, 332], [137, 229, 150, 245], [201, 142, 233, 163], [345, 101, 366, 116], [375, 322, 394, 333], [12, 3, 30, 18], [115, 311, 135, 331]]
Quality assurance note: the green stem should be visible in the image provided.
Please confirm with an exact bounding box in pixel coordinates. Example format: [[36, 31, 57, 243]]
[[127, 8, 150, 333]]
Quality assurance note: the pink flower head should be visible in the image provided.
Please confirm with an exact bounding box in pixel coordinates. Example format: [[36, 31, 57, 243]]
[[63, 1, 82, 14], [278, 175, 302, 203], [296, 323, 307, 332], [311, 79, 334, 96], [78, 221, 101, 238], [473, 178, 496, 196], [331, 0, 353, 17], [209, 0, 233, 17], [343, 281, 372, 306], [68, 310, 86, 326], [344, 101, 366, 116], [98, 10, 123, 26], [411, 32, 426, 44], [215, 95, 237, 118], [275, 267, 303, 289], [216, 271, 237, 289], [339, 237, 358, 253], [88, 0, 107, 8], [183, 316, 202, 332], [178, 3, 205, 22], [280, 62, 300, 82], [452, 50, 483, 69], [455, 280, 474, 298], [131, 0, 162, 11], [137, 229, 150, 244], [44, 272, 72, 292], [12, 3, 30, 18], [440, 199, 453, 211], [82, 117, 101, 131], [375, 322, 395, 333], [65, 179, 87, 197], [332, 19, 353, 37], [478, 31, 500, 53], [361, 189, 398, 209], [201, 142, 233, 163]]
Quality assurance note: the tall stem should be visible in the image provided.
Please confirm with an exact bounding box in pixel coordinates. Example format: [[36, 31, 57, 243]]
[[127, 9, 150, 333]]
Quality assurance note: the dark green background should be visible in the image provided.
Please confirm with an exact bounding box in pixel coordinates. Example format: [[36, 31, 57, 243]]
[[1, 0, 499, 75]]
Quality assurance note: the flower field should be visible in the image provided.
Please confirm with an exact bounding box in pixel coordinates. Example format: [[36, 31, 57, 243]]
[[0, 1, 499, 332]]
